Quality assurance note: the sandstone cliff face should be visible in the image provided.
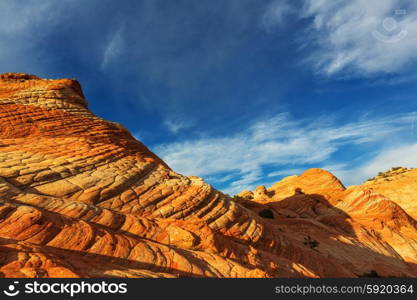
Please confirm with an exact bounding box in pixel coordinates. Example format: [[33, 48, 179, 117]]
[[363, 167, 417, 219], [237, 168, 417, 277], [0, 73, 416, 278]]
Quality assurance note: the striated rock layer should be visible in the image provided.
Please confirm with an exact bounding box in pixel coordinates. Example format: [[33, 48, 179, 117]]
[[0, 73, 416, 278], [363, 167, 417, 220]]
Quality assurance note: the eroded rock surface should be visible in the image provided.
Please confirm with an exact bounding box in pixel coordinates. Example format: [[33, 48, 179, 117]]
[[0, 73, 416, 278], [363, 167, 417, 219], [236, 169, 417, 277]]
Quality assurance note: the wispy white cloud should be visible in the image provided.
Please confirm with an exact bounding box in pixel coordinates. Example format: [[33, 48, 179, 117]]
[[163, 117, 194, 134], [154, 112, 416, 194], [358, 143, 417, 177], [261, 0, 295, 32], [299, 0, 417, 76], [101, 23, 125, 70], [328, 143, 417, 185], [0, 1, 64, 34], [0, 0, 67, 73], [261, 0, 417, 77], [267, 168, 304, 177]]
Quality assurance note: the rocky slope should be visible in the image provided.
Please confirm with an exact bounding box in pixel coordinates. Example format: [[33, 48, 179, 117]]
[[363, 167, 417, 219], [0, 73, 416, 278]]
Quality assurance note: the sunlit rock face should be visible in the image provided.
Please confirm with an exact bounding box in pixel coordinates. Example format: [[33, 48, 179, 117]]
[[363, 167, 417, 220], [0, 73, 416, 278]]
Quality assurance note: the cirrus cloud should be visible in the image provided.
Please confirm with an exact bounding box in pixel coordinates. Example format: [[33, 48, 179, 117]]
[[301, 0, 417, 76], [154, 112, 416, 194]]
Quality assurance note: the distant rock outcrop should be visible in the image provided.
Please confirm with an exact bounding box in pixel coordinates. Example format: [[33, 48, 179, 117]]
[[236, 168, 417, 277], [0, 73, 416, 278], [363, 167, 417, 219]]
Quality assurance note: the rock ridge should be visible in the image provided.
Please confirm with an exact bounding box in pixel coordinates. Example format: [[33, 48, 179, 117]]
[[0, 73, 416, 278]]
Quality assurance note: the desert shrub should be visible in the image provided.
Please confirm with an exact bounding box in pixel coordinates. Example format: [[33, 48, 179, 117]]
[[303, 236, 319, 249], [233, 194, 253, 201]]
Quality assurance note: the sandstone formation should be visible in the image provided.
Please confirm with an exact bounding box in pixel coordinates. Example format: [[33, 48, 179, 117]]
[[0, 73, 416, 278], [363, 167, 417, 219], [237, 168, 417, 277]]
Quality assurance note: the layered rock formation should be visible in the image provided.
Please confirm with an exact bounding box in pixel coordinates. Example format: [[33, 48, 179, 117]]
[[237, 168, 417, 277], [0, 73, 416, 278], [363, 167, 417, 219]]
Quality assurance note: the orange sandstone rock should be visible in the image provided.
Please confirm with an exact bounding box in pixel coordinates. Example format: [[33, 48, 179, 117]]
[[0, 73, 416, 278], [363, 167, 417, 219]]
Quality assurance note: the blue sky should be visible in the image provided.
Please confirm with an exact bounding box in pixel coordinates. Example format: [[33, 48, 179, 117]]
[[1, 0, 417, 194]]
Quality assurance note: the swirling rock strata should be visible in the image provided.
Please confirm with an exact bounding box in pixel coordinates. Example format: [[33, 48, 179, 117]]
[[0, 73, 416, 278], [363, 167, 417, 219], [238, 168, 417, 277]]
